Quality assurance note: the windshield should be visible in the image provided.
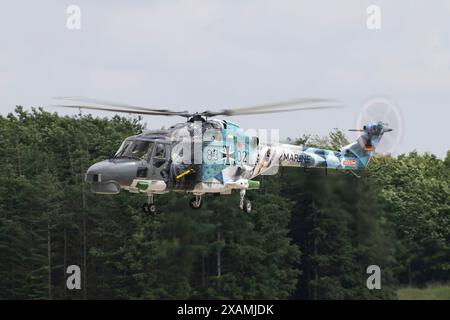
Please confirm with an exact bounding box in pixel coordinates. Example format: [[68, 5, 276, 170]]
[[114, 140, 153, 160], [114, 140, 131, 157]]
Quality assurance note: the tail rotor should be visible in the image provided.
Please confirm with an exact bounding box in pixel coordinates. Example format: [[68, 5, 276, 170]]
[[353, 97, 403, 155]]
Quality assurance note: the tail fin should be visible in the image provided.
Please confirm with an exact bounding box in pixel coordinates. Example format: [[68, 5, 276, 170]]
[[340, 122, 392, 169]]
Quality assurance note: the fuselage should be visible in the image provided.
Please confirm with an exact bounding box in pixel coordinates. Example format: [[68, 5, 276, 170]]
[[85, 118, 387, 196]]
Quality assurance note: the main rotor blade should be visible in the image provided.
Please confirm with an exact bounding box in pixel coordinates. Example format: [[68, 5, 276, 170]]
[[54, 96, 189, 116], [52, 96, 344, 118], [51, 104, 192, 117], [217, 105, 343, 116], [203, 98, 344, 116]]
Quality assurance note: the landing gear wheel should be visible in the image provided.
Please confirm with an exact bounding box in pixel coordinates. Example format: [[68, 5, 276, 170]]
[[189, 196, 203, 209], [243, 199, 252, 214], [142, 203, 157, 214], [142, 194, 156, 214], [148, 203, 157, 214]]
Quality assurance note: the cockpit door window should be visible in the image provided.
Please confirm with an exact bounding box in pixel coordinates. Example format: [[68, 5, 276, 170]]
[[152, 143, 168, 168], [148, 143, 170, 181], [154, 143, 166, 159]]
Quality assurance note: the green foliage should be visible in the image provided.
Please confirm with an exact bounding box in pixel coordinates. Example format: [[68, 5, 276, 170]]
[[0, 109, 447, 299], [397, 284, 450, 300], [0, 108, 298, 299], [281, 168, 397, 299], [290, 128, 350, 149], [369, 152, 450, 285]]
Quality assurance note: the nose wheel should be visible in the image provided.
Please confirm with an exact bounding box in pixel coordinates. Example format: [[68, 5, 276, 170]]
[[240, 190, 252, 214], [142, 194, 157, 214], [242, 198, 252, 214], [189, 195, 203, 209]]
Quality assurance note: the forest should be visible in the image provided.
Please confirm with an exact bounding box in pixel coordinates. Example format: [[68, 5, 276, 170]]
[[0, 107, 448, 299]]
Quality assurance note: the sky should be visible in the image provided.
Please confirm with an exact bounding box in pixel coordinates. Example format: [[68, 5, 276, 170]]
[[0, 0, 449, 157]]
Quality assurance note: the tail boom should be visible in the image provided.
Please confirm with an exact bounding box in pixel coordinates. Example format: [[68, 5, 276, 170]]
[[253, 122, 391, 176]]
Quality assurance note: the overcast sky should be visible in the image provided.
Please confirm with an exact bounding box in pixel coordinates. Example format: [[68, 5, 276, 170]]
[[0, 0, 449, 157]]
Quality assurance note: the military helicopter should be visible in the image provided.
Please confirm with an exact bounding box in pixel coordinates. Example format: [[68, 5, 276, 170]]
[[53, 97, 392, 214]]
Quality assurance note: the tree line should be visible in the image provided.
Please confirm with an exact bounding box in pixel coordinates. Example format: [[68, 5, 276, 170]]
[[0, 107, 448, 299]]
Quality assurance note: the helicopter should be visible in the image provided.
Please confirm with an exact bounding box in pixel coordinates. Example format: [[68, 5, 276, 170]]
[[53, 97, 392, 214]]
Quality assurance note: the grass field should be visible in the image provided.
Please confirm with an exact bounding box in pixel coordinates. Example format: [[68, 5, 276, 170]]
[[397, 284, 450, 300]]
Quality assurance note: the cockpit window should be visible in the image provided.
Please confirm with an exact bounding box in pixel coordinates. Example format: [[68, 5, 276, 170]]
[[114, 140, 153, 160], [115, 140, 131, 157], [130, 141, 153, 159], [154, 143, 166, 158]]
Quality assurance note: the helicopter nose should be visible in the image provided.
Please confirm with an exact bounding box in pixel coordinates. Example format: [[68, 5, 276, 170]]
[[86, 161, 113, 182], [85, 160, 141, 194], [85, 161, 120, 194]]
